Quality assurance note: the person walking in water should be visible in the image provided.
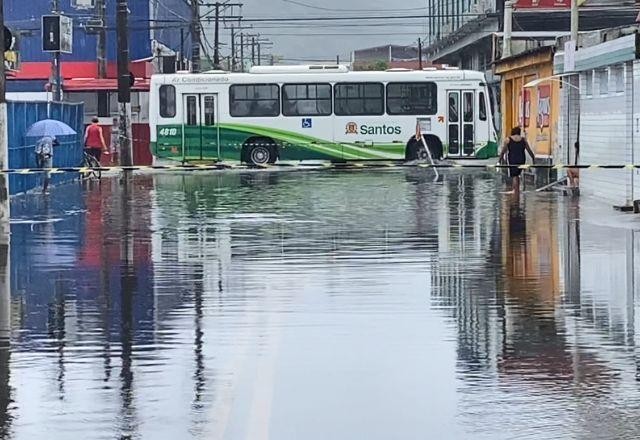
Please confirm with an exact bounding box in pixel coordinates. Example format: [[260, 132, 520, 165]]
[[499, 127, 535, 194], [35, 135, 58, 193], [84, 117, 108, 162]]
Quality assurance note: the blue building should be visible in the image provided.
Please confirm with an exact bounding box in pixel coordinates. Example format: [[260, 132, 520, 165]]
[[4, 0, 191, 89]]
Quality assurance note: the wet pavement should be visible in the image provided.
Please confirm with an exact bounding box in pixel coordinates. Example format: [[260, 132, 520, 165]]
[[2, 169, 640, 439]]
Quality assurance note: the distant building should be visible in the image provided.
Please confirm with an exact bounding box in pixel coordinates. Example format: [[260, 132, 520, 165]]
[[425, 0, 638, 135], [352, 45, 421, 71]]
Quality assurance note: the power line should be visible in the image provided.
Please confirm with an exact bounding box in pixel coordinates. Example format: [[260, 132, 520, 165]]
[[279, 0, 429, 12], [237, 12, 487, 22]]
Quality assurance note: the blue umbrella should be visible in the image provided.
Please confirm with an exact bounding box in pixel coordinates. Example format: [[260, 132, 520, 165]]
[[25, 119, 77, 138]]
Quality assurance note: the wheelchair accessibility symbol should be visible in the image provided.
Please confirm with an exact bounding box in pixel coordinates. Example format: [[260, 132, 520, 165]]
[[302, 118, 312, 128]]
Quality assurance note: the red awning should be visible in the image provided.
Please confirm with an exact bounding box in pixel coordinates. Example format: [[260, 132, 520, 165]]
[[62, 77, 150, 92], [8, 61, 153, 82]]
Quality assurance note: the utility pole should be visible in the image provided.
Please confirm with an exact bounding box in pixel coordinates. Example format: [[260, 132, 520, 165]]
[[0, 0, 10, 346], [213, 2, 220, 69], [180, 28, 185, 70], [257, 40, 261, 66], [230, 26, 235, 71], [571, 0, 579, 44], [418, 37, 423, 70], [240, 32, 244, 72], [51, 0, 62, 101], [0, 0, 9, 202], [95, 0, 107, 78], [251, 36, 256, 66], [502, 0, 516, 59], [190, 0, 201, 73], [117, 0, 132, 168]]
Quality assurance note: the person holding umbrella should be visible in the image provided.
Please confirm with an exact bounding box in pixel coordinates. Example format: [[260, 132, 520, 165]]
[[34, 135, 58, 193], [25, 118, 77, 193]]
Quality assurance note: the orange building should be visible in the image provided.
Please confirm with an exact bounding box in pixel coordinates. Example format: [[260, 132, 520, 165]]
[[494, 46, 559, 160]]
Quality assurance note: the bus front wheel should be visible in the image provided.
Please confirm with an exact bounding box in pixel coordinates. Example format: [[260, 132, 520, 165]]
[[405, 138, 428, 161]]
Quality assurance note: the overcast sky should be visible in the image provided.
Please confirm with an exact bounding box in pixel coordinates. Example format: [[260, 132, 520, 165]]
[[204, 0, 430, 63]]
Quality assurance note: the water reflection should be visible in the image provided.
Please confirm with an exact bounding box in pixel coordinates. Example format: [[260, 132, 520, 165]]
[[0, 169, 637, 439]]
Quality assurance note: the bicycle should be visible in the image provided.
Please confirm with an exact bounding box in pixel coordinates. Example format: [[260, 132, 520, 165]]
[[81, 151, 102, 180]]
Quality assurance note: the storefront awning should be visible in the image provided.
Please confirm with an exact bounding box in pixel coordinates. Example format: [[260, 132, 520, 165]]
[[62, 78, 150, 92]]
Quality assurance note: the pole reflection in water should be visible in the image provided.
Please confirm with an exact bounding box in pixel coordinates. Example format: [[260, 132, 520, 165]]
[[0, 169, 639, 439], [0, 173, 11, 438], [118, 175, 138, 439]]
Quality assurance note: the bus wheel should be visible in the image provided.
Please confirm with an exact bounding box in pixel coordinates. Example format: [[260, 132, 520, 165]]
[[244, 138, 278, 165], [248, 144, 272, 165], [405, 138, 429, 161]]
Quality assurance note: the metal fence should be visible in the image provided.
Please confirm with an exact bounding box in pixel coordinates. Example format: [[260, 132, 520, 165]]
[[7, 101, 84, 195]]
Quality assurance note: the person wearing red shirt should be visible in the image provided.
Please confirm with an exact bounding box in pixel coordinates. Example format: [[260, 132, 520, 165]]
[[84, 117, 108, 162]]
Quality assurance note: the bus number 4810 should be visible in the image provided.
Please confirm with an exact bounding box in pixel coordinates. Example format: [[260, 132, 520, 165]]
[[159, 128, 178, 137]]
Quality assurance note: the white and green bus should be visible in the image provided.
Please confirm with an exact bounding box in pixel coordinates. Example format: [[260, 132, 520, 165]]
[[149, 65, 498, 164]]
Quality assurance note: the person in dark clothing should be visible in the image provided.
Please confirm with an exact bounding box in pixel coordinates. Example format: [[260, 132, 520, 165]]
[[499, 127, 535, 194]]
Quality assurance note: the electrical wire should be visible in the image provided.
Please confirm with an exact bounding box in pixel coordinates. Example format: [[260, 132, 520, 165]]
[[279, 0, 429, 12]]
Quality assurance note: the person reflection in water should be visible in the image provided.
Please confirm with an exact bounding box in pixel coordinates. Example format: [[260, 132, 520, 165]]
[[499, 127, 535, 195]]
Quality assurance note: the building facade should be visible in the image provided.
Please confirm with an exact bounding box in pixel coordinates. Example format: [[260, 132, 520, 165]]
[[352, 45, 421, 71], [425, 0, 638, 139], [494, 47, 560, 166], [554, 27, 640, 207], [4, 0, 191, 92]]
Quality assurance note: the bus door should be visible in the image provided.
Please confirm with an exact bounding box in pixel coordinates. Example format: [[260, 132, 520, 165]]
[[447, 90, 475, 157], [182, 94, 219, 160]]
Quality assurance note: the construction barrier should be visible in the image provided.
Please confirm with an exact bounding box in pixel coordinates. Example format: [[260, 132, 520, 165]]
[[2, 162, 640, 175]]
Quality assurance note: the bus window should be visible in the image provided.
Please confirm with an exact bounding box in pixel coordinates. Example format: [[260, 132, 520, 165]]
[[463, 92, 473, 122], [186, 96, 198, 125], [386, 82, 437, 115], [449, 93, 459, 123], [479, 92, 487, 121], [334, 83, 384, 116], [282, 83, 332, 116], [203, 95, 215, 125], [159, 85, 176, 118], [230, 84, 280, 117]]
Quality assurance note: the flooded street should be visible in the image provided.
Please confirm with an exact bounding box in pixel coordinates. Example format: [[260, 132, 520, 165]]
[[4, 169, 640, 439]]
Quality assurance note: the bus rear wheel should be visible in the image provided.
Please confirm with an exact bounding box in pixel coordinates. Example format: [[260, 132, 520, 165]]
[[243, 138, 278, 165], [249, 145, 272, 165]]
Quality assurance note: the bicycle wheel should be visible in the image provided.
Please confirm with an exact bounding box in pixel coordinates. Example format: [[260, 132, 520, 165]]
[[82, 152, 102, 180]]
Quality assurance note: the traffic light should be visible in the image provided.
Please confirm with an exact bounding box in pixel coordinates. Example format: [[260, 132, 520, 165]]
[[42, 16, 61, 52], [42, 15, 73, 53], [3, 26, 12, 52]]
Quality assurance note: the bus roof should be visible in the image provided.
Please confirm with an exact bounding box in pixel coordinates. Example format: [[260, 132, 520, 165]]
[[152, 66, 487, 86]]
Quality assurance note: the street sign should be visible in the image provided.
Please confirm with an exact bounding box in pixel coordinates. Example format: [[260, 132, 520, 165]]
[[71, 0, 96, 9], [42, 15, 73, 54]]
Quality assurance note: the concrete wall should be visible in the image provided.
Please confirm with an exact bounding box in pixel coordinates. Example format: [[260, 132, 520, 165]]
[[578, 62, 635, 205]]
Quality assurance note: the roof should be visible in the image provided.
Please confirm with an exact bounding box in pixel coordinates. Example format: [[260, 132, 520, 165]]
[[494, 45, 556, 68], [153, 69, 487, 86]]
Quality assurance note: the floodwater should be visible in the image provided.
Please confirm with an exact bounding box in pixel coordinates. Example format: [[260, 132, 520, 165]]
[[1, 168, 640, 439]]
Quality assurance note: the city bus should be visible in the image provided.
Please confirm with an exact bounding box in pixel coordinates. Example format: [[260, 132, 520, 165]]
[[149, 65, 498, 164]]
